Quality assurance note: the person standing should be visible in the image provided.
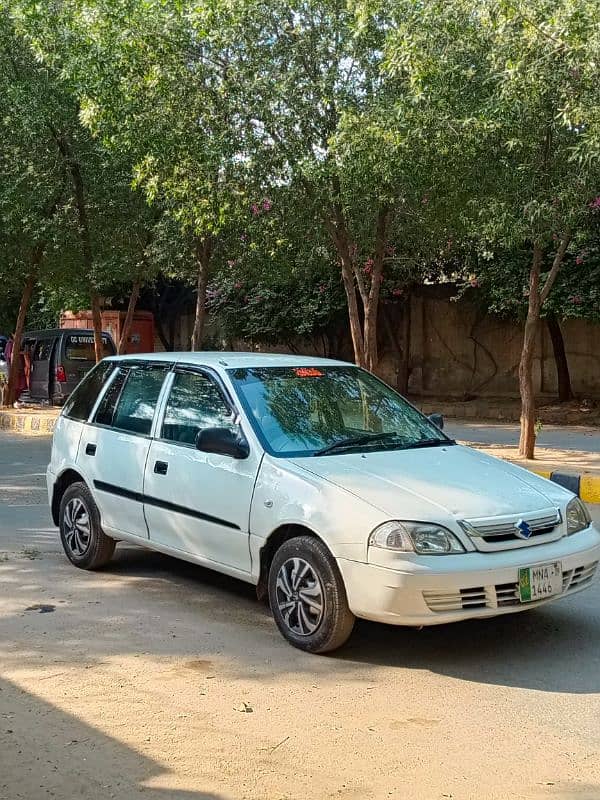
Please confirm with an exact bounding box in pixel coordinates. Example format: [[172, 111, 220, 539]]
[[4, 333, 14, 365]]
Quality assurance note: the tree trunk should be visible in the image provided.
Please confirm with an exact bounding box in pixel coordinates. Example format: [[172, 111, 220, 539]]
[[339, 255, 366, 367], [118, 281, 141, 355], [546, 313, 573, 402], [518, 245, 543, 459], [90, 293, 104, 363], [398, 294, 412, 396], [52, 130, 103, 359], [363, 207, 390, 372], [518, 233, 571, 457], [5, 272, 37, 407], [381, 294, 411, 396], [191, 237, 212, 351]]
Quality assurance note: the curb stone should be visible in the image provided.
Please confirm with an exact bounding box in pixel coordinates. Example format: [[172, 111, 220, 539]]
[[532, 469, 600, 505], [0, 409, 58, 436]]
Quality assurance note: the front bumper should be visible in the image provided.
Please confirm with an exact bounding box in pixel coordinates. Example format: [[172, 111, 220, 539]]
[[337, 525, 600, 626]]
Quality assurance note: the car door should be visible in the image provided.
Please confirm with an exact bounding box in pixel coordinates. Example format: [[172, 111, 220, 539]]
[[77, 362, 169, 539], [143, 367, 260, 575], [30, 336, 55, 400]]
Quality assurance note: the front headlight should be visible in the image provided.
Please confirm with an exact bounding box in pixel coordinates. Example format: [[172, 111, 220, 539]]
[[368, 521, 466, 554], [566, 497, 590, 535]]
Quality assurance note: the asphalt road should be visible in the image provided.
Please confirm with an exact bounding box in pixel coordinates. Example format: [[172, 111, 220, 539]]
[[1, 433, 600, 800], [446, 421, 600, 452]]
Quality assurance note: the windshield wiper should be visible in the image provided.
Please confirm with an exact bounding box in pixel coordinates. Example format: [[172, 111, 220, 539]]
[[401, 437, 455, 450], [314, 431, 403, 456]]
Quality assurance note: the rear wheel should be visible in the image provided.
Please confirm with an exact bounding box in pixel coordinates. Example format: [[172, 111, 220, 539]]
[[59, 482, 115, 569], [268, 535, 355, 653]]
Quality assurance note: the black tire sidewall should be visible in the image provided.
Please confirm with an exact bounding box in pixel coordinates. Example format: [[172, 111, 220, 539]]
[[59, 482, 113, 569], [268, 535, 354, 653]]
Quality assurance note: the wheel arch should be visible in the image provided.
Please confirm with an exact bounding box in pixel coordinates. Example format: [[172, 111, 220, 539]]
[[51, 468, 88, 526], [256, 523, 330, 601]]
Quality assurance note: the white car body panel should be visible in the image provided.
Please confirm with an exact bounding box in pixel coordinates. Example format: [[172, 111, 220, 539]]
[[47, 352, 600, 630], [76, 425, 151, 539], [143, 437, 258, 573]]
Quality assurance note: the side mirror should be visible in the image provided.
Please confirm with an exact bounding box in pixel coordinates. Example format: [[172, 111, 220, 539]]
[[428, 413, 444, 430], [196, 427, 250, 459]]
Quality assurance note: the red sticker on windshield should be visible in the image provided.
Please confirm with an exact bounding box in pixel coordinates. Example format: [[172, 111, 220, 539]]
[[294, 367, 323, 378]]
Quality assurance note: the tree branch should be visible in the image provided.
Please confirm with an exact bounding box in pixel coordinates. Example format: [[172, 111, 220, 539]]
[[540, 231, 571, 305]]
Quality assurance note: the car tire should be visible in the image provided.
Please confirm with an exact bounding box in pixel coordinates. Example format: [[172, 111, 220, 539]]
[[268, 535, 355, 653], [59, 482, 115, 569]]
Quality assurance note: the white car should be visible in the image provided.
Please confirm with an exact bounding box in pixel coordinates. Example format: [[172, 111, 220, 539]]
[[47, 353, 600, 652]]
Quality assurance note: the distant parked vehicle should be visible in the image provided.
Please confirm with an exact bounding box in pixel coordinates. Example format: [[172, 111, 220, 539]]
[[22, 328, 116, 405]]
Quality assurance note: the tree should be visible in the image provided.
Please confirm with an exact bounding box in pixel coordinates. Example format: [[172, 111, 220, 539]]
[[383, 0, 600, 456], [19, 0, 253, 351], [198, 0, 450, 371], [0, 11, 72, 404], [463, 219, 600, 403]]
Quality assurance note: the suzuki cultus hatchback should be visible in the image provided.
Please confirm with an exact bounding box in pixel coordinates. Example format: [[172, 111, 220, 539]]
[[47, 353, 600, 652]]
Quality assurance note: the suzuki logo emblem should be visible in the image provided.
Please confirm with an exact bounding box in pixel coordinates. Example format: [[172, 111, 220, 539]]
[[514, 519, 532, 540]]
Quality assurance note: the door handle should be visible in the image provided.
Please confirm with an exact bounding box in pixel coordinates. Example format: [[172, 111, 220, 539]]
[[154, 460, 169, 475], [85, 443, 97, 456]]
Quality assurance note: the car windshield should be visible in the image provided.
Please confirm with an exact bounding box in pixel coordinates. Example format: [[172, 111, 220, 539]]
[[229, 365, 452, 457]]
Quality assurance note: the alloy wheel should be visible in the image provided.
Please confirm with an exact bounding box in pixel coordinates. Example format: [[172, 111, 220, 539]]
[[63, 497, 91, 557], [275, 557, 325, 636]]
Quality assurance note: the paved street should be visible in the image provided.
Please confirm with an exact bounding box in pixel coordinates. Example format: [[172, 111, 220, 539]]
[[1, 432, 600, 800], [447, 421, 600, 452]]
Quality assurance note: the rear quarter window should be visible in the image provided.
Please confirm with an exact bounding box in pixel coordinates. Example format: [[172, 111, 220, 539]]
[[64, 334, 115, 361], [62, 361, 115, 422]]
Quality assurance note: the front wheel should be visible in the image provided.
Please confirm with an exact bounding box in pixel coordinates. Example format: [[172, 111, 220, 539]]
[[59, 482, 115, 569], [268, 535, 355, 653]]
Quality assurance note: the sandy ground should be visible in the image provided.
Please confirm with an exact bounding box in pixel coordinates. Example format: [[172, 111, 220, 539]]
[[1, 433, 600, 800]]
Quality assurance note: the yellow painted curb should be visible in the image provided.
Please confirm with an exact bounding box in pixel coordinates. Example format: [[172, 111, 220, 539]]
[[0, 410, 57, 436], [580, 475, 600, 505], [532, 469, 553, 480]]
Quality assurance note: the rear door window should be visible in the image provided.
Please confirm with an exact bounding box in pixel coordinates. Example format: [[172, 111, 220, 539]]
[[94, 365, 168, 436], [65, 334, 115, 361], [63, 361, 116, 422]]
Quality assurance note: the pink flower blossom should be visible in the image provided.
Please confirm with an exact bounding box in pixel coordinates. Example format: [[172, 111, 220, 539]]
[[262, 198, 272, 211], [363, 258, 374, 275], [569, 295, 583, 305], [251, 203, 260, 216], [576, 255, 584, 265], [589, 196, 600, 210], [392, 288, 403, 297]]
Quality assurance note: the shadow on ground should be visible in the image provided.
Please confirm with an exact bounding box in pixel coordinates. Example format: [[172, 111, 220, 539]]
[[2, 542, 600, 696], [0, 676, 227, 800]]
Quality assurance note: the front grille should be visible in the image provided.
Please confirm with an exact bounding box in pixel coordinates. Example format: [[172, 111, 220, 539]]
[[423, 561, 598, 613], [462, 509, 562, 551]]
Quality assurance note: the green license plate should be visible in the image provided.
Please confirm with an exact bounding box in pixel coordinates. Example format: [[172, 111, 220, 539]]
[[518, 561, 562, 603]]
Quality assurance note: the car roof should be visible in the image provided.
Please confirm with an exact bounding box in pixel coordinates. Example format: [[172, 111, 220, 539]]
[[23, 328, 112, 337], [105, 351, 352, 369]]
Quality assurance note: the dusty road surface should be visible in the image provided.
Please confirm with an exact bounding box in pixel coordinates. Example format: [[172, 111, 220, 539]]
[[1, 432, 600, 800]]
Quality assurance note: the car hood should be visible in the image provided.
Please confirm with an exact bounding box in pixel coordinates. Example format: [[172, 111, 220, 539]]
[[291, 444, 569, 521]]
